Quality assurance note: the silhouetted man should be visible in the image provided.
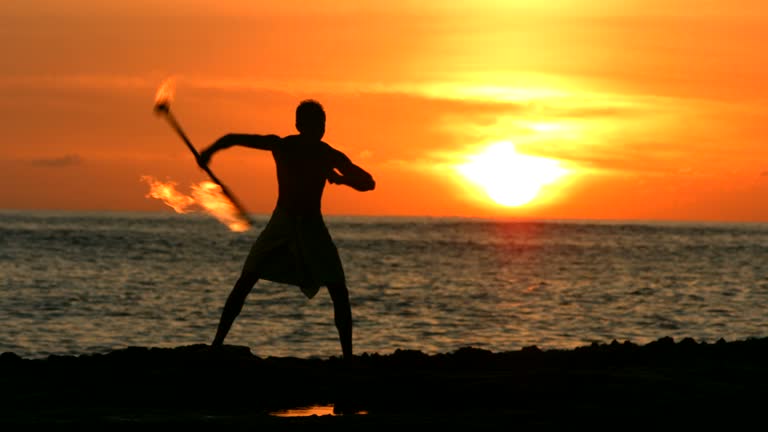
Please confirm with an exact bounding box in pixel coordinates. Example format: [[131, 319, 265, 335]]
[[198, 100, 375, 360]]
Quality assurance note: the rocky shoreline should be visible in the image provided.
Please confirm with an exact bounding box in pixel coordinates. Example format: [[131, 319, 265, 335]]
[[2, 336, 767, 428]]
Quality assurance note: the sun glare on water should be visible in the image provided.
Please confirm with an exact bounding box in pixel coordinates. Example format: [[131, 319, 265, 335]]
[[456, 141, 568, 207]]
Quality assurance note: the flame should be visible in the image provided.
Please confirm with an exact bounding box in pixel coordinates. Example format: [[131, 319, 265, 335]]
[[141, 175, 195, 213], [190, 181, 250, 232], [154, 77, 176, 107], [141, 175, 250, 232]]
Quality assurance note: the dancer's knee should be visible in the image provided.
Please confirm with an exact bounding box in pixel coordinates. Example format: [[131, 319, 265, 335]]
[[237, 271, 259, 288], [327, 282, 350, 304], [230, 272, 258, 299]]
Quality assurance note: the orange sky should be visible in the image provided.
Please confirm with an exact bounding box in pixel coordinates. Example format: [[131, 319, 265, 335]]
[[2, 1, 768, 221]]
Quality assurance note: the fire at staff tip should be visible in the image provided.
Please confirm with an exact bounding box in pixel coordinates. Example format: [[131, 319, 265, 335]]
[[154, 77, 176, 112], [154, 102, 170, 114]]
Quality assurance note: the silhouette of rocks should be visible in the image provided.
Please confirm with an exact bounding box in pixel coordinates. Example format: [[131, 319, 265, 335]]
[[1, 337, 766, 428]]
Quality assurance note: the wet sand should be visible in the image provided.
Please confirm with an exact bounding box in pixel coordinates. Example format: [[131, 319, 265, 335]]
[[2, 336, 767, 429]]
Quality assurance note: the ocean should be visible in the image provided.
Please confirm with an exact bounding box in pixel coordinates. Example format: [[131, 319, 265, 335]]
[[2, 210, 767, 360]]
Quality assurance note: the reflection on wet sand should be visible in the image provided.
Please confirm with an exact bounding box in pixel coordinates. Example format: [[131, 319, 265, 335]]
[[270, 404, 368, 417]]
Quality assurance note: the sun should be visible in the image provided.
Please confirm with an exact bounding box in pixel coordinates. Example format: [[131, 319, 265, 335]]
[[456, 141, 568, 207]]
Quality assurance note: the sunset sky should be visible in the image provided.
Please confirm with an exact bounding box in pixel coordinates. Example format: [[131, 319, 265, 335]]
[[2, 1, 768, 222]]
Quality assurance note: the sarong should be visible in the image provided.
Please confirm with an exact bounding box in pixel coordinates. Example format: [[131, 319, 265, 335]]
[[241, 207, 345, 298]]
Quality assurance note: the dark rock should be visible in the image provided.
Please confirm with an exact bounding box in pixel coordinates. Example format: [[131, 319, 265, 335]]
[[2, 338, 767, 427], [0, 352, 23, 366]]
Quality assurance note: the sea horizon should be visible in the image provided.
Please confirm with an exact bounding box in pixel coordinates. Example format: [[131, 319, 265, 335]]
[[2, 207, 767, 228]]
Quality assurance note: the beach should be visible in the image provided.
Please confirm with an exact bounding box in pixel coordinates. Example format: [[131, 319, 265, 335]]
[[4, 2, 768, 429], [2, 336, 766, 429]]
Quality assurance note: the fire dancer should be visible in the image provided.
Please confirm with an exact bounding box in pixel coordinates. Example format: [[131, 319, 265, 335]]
[[198, 100, 375, 360]]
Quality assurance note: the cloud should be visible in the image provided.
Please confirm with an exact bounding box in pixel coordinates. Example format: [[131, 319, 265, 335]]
[[0, 75, 151, 91], [547, 105, 642, 120], [29, 154, 83, 167]]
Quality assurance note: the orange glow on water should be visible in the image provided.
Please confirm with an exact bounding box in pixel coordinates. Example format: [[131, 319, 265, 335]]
[[270, 404, 368, 417]]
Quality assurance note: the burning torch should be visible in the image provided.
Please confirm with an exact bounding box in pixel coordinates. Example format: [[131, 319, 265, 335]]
[[153, 78, 252, 230]]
